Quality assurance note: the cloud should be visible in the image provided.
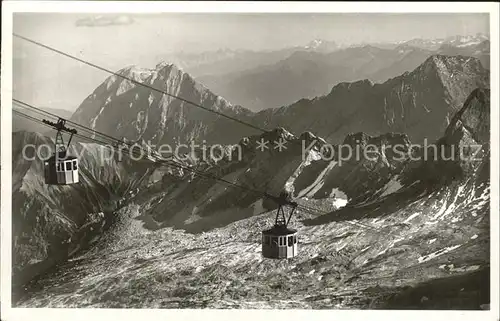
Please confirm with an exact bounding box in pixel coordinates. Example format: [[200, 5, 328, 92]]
[[75, 15, 135, 27]]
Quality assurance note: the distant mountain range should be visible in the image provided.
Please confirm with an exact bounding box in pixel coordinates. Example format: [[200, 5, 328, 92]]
[[398, 33, 490, 51], [162, 34, 489, 76], [197, 44, 434, 111], [196, 35, 489, 111]]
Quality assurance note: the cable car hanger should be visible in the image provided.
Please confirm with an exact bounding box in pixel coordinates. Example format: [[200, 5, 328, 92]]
[[264, 191, 298, 227], [42, 118, 77, 157]]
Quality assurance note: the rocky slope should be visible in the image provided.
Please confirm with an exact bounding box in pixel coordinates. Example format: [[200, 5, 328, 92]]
[[11, 130, 165, 288], [13, 88, 490, 309]]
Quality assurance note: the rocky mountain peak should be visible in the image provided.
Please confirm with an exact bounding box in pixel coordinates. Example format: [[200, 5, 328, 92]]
[[414, 87, 490, 184], [70, 62, 258, 147], [155, 61, 175, 70], [343, 132, 411, 149], [329, 79, 374, 94], [415, 55, 487, 85], [303, 39, 339, 52], [444, 88, 490, 144], [266, 127, 295, 141], [343, 132, 372, 147]]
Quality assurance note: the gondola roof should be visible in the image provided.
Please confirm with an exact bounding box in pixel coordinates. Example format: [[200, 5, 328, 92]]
[[262, 225, 297, 236], [46, 152, 77, 162]]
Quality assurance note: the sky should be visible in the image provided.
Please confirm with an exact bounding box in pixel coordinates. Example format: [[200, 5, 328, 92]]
[[12, 13, 489, 112]]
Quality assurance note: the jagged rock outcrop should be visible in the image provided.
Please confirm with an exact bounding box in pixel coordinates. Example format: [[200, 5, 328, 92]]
[[413, 88, 490, 185]]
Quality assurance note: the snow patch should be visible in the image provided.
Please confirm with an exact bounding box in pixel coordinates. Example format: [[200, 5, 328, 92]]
[[116, 79, 135, 96], [250, 199, 265, 215], [417, 244, 461, 264], [457, 40, 481, 47], [360, 246, 371, 253], [438, 264, 481, 272], [89, 105, 107, 131], [284, 149, 323, 194], [149, 71, 158, 84], [329, 188, 349, 209], [337, 243, 348, 251], [380, 175, 403, 197], [404, 212, 421, 223], [148, 93, 154, 106], [377, 237, 404, 256], [431, 198, 449, 221], [296, 160, 338, 198], [439, 184, 465, 220]]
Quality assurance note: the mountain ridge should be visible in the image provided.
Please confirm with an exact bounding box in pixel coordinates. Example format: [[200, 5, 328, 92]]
[[196, 39, 489, 111], [71, 62, 259, 147], [13, 86, 491, 308], [252, 54, 489, 144], [65, 54, 489, 151]]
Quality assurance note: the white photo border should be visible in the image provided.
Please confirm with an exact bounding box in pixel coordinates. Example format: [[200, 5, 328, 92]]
[[1, 2, 499, 321]]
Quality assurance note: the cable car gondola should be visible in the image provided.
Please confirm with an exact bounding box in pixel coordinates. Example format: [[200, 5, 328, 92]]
[[42, 118, 79, 185], [262, 192, 298, 259]]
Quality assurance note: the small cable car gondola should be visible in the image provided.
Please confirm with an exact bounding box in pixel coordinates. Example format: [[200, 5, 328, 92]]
[[262, 192, 298, 259], [42, 118, 79, 185]]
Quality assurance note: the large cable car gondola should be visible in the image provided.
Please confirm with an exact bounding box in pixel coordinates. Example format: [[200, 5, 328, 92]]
[[262, 192, 298, 259], [42, 118, 79, 185]]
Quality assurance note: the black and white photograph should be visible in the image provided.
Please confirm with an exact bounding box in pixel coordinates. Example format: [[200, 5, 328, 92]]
[[1, 2, 499, 320]]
